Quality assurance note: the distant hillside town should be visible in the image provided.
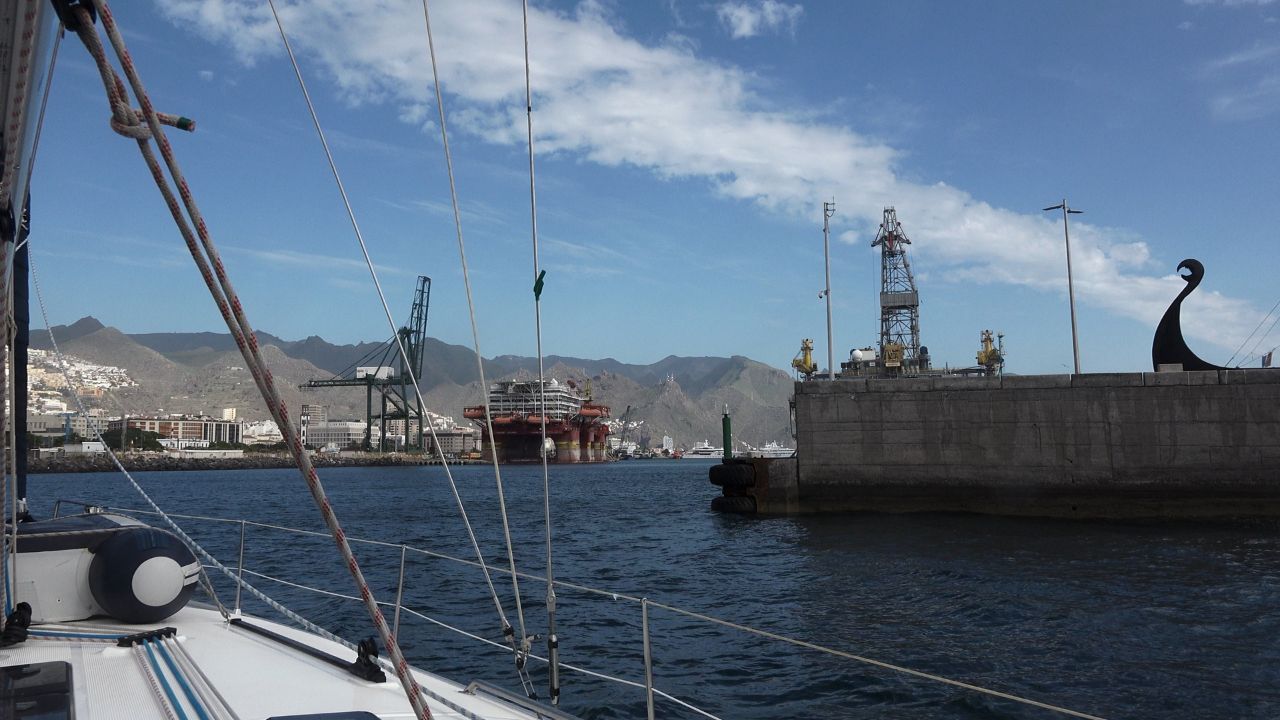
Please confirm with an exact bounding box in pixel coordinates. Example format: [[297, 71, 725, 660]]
[[28, 317, 794, 458], [26, 349, 478, 459]]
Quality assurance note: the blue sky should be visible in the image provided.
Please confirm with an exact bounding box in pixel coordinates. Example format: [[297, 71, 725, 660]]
[[30, 0, 1280, 375]]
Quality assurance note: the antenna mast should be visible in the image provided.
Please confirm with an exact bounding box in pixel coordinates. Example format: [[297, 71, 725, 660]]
[[822, 200, 836, 380]]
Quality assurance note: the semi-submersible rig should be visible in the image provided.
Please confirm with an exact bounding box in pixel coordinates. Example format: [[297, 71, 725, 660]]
[[792, 207, 1005, 379]]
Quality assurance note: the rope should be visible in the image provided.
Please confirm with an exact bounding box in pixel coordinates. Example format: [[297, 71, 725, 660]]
[[167, 636, 241, 720], [31, 252, 493, 720], [1227, 295, 1280, 366], [0, 0, 39, 211], [29, 250, 350, 645], [417, 0, 535, 695], [520, 0, 562, 706], [125, 506, 1108, 720], [1, 202, 9, 625], [154, 637, 211, 720], [135, 643, 180, 720], [141, 641, 188, 720], [67, 4, 430, 717], [1242, 310, 1280, 367], [262, 0, 533, 698], [3, 20, 63, 623], [647, 599, 1109, 720]]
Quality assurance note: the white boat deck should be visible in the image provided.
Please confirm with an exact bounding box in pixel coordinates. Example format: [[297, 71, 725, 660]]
[[1, 603, 540, 719]]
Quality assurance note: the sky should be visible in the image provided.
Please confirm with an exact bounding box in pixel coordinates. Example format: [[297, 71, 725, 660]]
[[29, 0, 1280, 376]]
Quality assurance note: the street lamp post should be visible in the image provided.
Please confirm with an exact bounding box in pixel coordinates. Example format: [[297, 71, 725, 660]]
[[1043, 199, 1083, 375], [822, 201, 836, 380]]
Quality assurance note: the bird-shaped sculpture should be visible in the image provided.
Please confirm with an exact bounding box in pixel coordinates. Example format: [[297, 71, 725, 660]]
[[1151, 259, 1226, 372]]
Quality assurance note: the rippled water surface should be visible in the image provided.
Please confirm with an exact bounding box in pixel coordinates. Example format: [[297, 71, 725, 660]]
[[31, 461, 1280, 719]]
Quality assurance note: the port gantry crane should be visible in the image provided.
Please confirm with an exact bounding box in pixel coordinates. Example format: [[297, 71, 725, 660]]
[[300, 276, 432, 452]]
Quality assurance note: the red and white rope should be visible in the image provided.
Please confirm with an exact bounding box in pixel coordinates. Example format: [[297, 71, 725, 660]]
[[70, 3, 430, 717], [0, 0, 39, 211]]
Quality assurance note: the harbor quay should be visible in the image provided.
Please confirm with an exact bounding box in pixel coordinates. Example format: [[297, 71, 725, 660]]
[[28, 451, 477, 474], [734, 369, 1280, 518]]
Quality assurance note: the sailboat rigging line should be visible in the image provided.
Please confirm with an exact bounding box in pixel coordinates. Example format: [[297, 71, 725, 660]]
[[1, 221, 12, 621], [264, 0, 534, 699], [648, 600, 1109, 720], [63, 6, 436, 718], [520, 0, 561, 706], [30, 251, 328, 641], [1226, 295, 1280, 366], [418, 0, 535, 696], [1243, 307, 1280, 367], [4, 24, 63, 623], [0, 0, 39, 211]]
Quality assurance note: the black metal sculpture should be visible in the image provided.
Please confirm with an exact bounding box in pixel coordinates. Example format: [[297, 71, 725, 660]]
[[1152, 259, 1227, 372]]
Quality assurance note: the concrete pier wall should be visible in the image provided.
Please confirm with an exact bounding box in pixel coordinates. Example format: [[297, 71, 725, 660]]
[[787, 369, 1280, 517]]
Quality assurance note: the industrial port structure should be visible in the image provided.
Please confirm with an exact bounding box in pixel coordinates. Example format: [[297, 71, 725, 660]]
[[299, 275, 433, 451], [465, 379, 611, 463], [871, 207, 929, 374]]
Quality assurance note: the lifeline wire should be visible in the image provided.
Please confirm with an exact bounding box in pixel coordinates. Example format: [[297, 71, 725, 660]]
[[520, 0, 562, 705], [263, 0, 534, 695], [67, 4, 430, 717], [1243, 309, 1280, 367], [1226, 295, 1280, 366], [419, 0, 535, 693]]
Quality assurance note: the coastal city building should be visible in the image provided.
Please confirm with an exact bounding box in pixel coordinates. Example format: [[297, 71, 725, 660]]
[[304, 420, 371, 450], [242, 420, 284, 445], [26, 411, 112, 441], [108, 415, 243, 445]]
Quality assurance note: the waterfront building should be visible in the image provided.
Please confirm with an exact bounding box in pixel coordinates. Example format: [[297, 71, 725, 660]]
[[304, 420, 372, 449], [108, 415, 243, 445], [428, 427, 478, 456]]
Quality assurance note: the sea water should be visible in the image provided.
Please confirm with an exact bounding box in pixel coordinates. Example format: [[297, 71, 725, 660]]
[[30, 462, 1280, 719]]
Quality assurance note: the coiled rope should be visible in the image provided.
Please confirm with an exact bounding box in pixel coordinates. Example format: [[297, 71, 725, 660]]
[[263, 0, 534, 697], [64, 3, 430, 717]]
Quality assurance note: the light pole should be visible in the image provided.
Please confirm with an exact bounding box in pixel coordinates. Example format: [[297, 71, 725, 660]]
[[1043, 199, 1083, 375], [822, 200, 836, 380]]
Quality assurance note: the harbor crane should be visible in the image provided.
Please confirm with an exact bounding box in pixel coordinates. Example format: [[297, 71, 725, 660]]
[[792, 338, 818, 379], [300, 276, 431, 451]]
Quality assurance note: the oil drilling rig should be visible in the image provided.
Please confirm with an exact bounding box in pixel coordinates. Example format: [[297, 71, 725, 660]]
[[871, 207, 929, 374], [300, 275, 431, 451]]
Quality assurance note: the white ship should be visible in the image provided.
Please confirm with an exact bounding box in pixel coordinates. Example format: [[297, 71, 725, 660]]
[[684, 440, 725, 458], [745, 441, 796, 459]]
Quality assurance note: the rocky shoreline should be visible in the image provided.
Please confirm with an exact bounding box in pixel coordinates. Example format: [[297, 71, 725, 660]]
[[28, 452, 471, 474]]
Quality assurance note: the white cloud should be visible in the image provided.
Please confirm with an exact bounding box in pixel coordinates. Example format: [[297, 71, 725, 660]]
[[198, 69, 215, 81], [155, 0, 1265, 354], [1200, 43, 1280, 121], [715, 1, 804, 39], [222, 245, 409, 277], [1177, 20, 1194, 30]]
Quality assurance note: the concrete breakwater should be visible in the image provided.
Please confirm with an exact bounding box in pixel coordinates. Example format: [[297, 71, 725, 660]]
[[730, 369, 1280, 518], [29, 452, 472, 474]]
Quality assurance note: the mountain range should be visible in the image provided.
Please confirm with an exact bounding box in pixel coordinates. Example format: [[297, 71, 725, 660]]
[[34, 317, 795, 449]]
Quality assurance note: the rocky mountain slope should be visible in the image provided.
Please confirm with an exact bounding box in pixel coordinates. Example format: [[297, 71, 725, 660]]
[[34, 318, 795, 448]]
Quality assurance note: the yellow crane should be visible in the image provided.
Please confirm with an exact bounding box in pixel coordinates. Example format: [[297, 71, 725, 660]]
[[792, 338, 818, 379], [976, 329, 1005, 376]]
